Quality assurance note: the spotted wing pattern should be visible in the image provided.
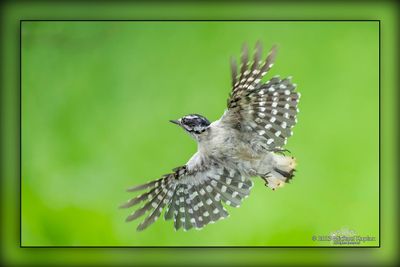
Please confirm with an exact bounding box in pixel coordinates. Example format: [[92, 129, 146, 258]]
[[226, 42, 300, 149], [120, 165, 253, 231]]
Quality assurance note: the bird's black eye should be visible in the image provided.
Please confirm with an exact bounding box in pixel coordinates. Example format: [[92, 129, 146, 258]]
[[182, 118, 190, 125]]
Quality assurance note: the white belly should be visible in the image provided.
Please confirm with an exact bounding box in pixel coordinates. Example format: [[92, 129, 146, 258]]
[[188, 119, 276, 176]]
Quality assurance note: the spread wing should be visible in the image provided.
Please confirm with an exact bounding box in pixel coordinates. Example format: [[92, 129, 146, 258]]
[[223, 42, 300, 149], [120, 163, 253, 231]]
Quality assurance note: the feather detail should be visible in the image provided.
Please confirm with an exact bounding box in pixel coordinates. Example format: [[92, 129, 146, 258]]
[[224, 42, 299, 149], [122, 164, 254, 231]]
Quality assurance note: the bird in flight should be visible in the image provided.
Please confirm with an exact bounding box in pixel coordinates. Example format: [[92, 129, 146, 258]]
[[120, 42, 300, 231]]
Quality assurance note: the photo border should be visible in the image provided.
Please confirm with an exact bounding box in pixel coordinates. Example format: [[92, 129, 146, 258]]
[[19, 19, 381, 248]]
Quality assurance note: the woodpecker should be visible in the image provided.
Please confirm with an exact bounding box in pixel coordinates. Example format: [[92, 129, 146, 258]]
[[120, 42, 301, 231]]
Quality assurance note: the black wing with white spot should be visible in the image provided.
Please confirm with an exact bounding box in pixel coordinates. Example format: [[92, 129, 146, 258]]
[[120, 164, 253, 231], [224, 42, 300, 149]]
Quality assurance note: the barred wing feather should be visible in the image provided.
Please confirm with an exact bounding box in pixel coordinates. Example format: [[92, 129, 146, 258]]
[[120, 165, 253, 231], [224, 42, 300, 149]]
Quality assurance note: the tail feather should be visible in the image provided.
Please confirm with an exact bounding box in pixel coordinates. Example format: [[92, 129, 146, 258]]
[[265, 155, 297, 190]]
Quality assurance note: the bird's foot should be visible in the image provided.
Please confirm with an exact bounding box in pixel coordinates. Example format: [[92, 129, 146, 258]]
[[271, 148, 291, 156], [260, 172, 272, 188]]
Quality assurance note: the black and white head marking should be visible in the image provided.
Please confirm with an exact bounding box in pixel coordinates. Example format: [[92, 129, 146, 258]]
[[170, 114, 211, 135]]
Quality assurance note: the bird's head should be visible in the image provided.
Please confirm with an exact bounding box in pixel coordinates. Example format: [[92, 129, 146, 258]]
[[170, 114, 211, 138]]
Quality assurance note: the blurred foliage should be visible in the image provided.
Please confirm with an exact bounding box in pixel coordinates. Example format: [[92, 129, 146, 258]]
[[21, 21, 378, 246]]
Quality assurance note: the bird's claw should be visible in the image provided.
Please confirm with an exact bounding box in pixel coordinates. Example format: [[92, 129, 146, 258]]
[[271, 148, 291, 155], [260, 172, 271, 187]]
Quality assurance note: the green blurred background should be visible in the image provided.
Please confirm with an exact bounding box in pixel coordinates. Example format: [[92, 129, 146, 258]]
[[21, 21, 378, 246]]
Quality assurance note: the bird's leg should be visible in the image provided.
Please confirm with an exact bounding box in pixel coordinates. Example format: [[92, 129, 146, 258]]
[[270, 148, 291, 156], [260, 172, 272, 187]]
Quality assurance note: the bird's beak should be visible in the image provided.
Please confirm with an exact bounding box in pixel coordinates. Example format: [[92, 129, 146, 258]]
[[169, 119, 180, 125]]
